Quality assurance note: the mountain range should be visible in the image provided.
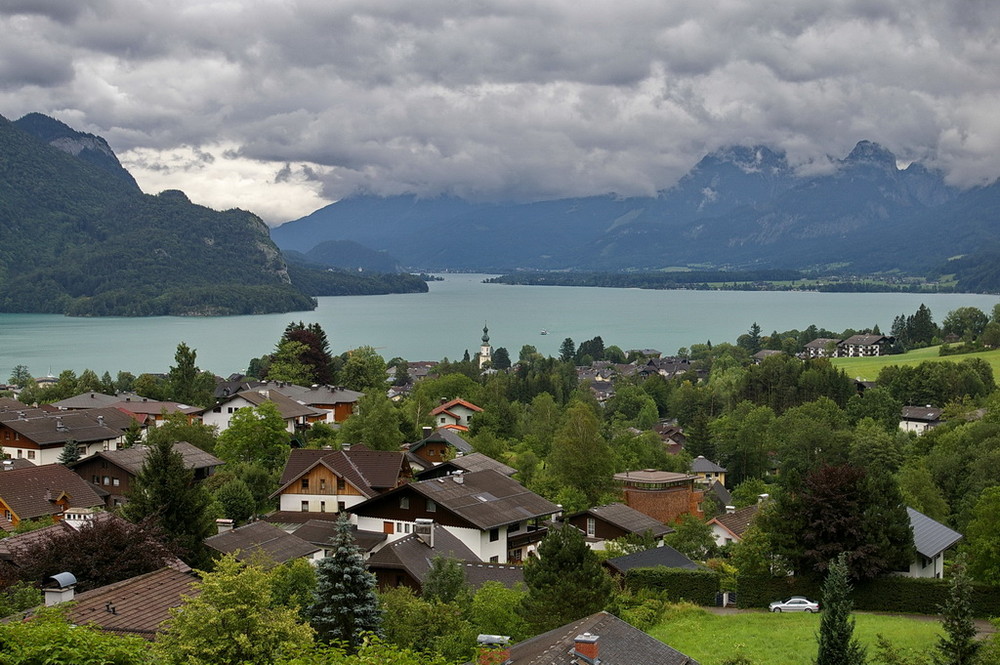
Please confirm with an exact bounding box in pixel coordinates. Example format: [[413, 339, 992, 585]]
[[272, 141, 1000, 283], [0, 113, 425, 316]]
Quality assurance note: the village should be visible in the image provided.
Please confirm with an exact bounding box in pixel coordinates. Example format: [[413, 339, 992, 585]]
[[1, 306, 999, 665]]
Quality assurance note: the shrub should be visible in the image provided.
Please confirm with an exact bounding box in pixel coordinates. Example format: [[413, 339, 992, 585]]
[[624, 567, 720, 606]]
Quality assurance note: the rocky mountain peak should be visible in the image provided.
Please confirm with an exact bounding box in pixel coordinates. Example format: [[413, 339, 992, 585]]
[[843, 140, 897, 169]]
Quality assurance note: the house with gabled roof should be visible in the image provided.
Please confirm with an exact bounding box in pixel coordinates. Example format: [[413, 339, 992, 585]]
[[904, 507, 963, 579], [268, 445, 410, 524], [0, 463, 105, 527], [803, 338, 841, 359], [562, 503, 673, 551], [415, 452, 517, 480], [205, 520, 322, 566], [900, 405, 943, 435], [708, 504, 760, 548], [0, 408, 124, 465], [290, 518, 387, 558], [429, 398, 483, 431], [838, 334, 895, 357], [69, 442, 223, 508], [407, 426, 474, 466], [470, 611, 698, 665], [200, 388, 330, 434], [351, 469, 559, 564]]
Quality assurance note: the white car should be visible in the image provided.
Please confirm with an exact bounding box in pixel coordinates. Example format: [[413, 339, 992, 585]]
[[769, 596, 820, 613]]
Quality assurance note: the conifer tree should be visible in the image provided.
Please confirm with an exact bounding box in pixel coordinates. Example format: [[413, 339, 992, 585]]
[[520, 522, 613, 634], [935, 556, 979, 665], [816, 553, 866, 665], [58, 439, 80, 465], [308, 512, 382, 649], [120, 438, 215, 567]]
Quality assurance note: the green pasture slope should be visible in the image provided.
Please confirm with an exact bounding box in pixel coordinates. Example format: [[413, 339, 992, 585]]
[[649, 605, 942, 665], [830, 346, 1000, 382]]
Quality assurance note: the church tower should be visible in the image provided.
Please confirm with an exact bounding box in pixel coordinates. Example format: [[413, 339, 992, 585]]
[[479, 322, 492, 369]]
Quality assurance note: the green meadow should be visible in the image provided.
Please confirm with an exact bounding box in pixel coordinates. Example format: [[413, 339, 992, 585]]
[[830, 346, 1000, 381], [648, 604, 942, 665]]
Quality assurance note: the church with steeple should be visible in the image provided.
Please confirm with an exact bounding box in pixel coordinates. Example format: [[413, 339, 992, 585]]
[[478, 323, 492, 369]]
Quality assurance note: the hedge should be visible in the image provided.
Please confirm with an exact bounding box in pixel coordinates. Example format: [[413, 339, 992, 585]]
[[737, 573, 1000, 617], [624, 567, 720, 606]]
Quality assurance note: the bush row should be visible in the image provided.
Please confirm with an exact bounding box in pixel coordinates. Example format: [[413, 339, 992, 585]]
[[623, 568, 720, 606], [737, 574, 1000, 617]]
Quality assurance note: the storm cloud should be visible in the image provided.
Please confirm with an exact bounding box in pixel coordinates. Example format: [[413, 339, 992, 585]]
[[2, 0, 999, 224]]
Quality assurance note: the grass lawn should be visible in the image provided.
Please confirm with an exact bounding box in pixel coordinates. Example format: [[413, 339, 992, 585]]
[[647, 605, 941, 665], [830, 345, 1000, 381]]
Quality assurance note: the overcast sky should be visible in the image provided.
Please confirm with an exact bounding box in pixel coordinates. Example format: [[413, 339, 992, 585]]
[[3, 0, 999, 225]]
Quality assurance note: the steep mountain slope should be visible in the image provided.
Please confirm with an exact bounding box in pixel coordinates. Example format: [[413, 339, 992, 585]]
[[272, 141, 990, 274], [0, 114, 424, 316]]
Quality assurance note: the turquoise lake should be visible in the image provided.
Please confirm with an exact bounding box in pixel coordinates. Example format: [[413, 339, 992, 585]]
[[1, 274, 998, 378]]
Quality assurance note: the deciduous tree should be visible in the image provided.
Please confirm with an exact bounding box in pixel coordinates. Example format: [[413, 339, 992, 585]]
[[215, 401, 291, 468]]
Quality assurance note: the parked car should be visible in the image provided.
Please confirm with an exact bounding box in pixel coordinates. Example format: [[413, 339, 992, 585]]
[[768, 596, 820, 613]]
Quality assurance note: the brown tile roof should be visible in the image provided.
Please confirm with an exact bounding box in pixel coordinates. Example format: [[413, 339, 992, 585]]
[[72, 442, 223, 476], [273, 446, 406, 498], [708, 504, 759, 540], [574, 503, 673, 539], [292, 519, 387, 553], [204, 520, 319, 566], [263, 510, 342, 526], [66, 566, 200, 639], [231, 388, 329, 420], [355, 470, 560, 530], [0, 464, 105, 521], [502, 611, 698, 665], [430, 398, 482, 416], [0, 520, 76, 560]]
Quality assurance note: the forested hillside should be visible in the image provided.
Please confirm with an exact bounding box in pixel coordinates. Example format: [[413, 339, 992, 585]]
[[0, 114, 426, 316]]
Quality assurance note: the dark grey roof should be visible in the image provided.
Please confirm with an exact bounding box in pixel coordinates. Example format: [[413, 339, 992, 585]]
[[0, 410, 122, 446], [355, 470, 559, 530], [366, 524, 479, 580], [461, 561, 525, 590], [0, 463, 106, 520], [901, 406, 943, 422], [72, 442, 223, 475], [502, 611, 698, 665], [604, 545, 700, 574], [204, 521, 320, 565], [291, 519, 386, 553], [50, 392, 121, 409], [573, 503, 672, 538], [690, 456, 726, 473], [707, 481, 732, 507], [416, 452, 517, 479], [908, 507, 962, 558], [409, 427, 474, 455]]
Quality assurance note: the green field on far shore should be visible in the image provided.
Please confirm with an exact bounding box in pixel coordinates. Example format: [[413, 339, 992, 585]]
[[830, 346, 1000, 382]]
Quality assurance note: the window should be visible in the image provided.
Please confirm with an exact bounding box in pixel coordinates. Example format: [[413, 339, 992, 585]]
[[301, 478, 309, 490], [399, 496, 410, 509], [26, 450, 34, 460], [508, 521, 520, 533], [426, 499, 436, 513], [337, 477, 346, 492], [337, 501, 346, 512], [320, 501, 326, 513], [77, 445, 86, 456], [16, 450, 22, 458], [300, 501, 309, 512], [489, 528, 499, 542], [103, 476, 110, 485], [489, 556, 499, 563], [92, 475, 100, 484], [586, 517, 596, 537], [103, 441, 110, 451], [112, 478, 120, 487], [319, 478, 326, 491]]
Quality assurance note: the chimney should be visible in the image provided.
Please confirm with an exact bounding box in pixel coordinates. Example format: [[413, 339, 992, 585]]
[[342, 442, 351, 451], [452, 470, 464, 484], [43, 572, 77, 606], [1, 459, 13, 471], [476, 635, 511, 665], [415, 518, 434, 548], [758, 493, 770, 503], [574, 633, 600, 663], [97, 415, 105, 426], [440, 397, 448, 404], [422, 426, 432, 437], [725, 505, 736, 514], [216, 518, 234, 534]]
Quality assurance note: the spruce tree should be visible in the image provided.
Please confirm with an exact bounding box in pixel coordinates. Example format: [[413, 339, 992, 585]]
[[935, 556, 980, 665], [58, 439, 80, 465], [519, 522, 613, 634], [816, 553, 867, 665], [308, 512, 382, 649], [120, 438, 215, 567]]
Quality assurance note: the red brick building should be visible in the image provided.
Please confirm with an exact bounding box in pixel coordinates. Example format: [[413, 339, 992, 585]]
[[613, 469, 704, 525]]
